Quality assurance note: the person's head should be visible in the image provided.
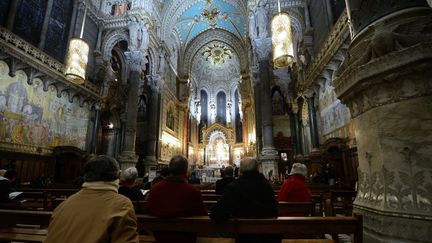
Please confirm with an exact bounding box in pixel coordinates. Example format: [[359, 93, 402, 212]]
[[121, 167, 138, 182], [240, 157, 259, 174], [0, 169, 6, 177], [224, 166, 233, 178], [289, 163, 308, 177], [83, 155, 120, 182], [169, 155, 189, 177], [4, 169, 17, 182]]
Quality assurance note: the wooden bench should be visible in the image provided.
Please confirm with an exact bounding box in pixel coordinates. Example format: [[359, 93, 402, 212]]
[[137, 214, 363, 243], [0, 209, 362, 243], [330, 190, 357, 216], [133, 201, 313, 216]]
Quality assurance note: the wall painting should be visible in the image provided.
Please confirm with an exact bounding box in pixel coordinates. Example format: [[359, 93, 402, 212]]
[[0, 61, 90, 150]]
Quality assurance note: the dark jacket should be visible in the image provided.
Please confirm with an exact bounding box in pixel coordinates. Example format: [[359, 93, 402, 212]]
[[0, 177, 10, 202], [210, 171, 280, 243], [119, 186, 145, 201], [215, 177, 235, 194]]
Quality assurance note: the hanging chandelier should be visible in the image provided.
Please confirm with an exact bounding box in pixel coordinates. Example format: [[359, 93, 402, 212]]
[[271, 0, 294, 68], [65, 6, 89, 84]]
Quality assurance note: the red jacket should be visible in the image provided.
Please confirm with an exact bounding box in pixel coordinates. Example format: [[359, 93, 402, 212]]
[[278, 175, 312, 203], [147, 176, 207, 243]]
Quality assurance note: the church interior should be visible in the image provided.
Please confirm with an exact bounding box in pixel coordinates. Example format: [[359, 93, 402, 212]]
[[0, 0, 431, 242]]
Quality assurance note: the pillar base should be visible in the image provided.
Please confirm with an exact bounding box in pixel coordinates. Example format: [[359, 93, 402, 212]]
[[117, 151, 138, 169], [260, 147, 279, 182], [355, 205, 432, 243]]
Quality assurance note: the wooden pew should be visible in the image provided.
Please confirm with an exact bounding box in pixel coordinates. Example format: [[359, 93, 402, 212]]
[[137, 214, 363, 243], [0, 209, 362, 243], [330, 190, 357, 216], [133, 201, 313, 216]]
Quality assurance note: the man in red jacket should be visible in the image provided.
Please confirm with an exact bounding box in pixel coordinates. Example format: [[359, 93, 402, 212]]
[[147, 154, 207, 243], [278, 163, 312, 215]]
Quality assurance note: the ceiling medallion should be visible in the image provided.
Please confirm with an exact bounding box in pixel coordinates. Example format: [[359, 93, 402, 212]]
[[201, 0, 221, 27], [202, 43, 233, 65]]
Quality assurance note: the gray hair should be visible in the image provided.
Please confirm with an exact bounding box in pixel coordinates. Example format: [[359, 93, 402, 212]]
[[240, 157, 258, 173], [122, 167, 138, 181]]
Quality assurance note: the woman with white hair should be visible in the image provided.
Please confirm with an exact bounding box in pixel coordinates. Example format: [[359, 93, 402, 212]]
[[277, 163, 312, 214], [119, 167, 145, 201]]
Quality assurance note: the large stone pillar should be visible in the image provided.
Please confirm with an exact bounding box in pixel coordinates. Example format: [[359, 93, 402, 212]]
[[307, 93, 320, 149], [118, 50, 145, 169], [255, 38, 279, 180], [334, 2, 432, 242], [144, 75, 161, 173]]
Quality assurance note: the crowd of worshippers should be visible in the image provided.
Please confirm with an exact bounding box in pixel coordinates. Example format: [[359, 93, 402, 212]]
[[2, 155, 312, 243]]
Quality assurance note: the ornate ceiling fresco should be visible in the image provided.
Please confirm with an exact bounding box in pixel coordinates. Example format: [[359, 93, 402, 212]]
[[191, 42, 240, 98], [175, 0, 246, 45]]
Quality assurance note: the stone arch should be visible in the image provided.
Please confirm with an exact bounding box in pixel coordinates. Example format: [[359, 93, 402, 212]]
[[102, 29, 129, 60], [179, 29, 249, 77]]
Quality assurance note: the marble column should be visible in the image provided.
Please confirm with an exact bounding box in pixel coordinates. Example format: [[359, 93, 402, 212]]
[[118, 50, 145, 169], [144, 75, 161, 173], [258, 60, 278, 180], [89, 105, 101, 154], [334, 2, 432, 242], [252, 73, 263, 155]]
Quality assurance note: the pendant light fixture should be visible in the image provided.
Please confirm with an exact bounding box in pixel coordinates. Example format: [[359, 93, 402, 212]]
[[65, 6, 90, 84], [271, 0, 294, 68]]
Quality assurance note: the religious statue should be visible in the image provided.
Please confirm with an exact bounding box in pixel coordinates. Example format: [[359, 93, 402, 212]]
[[255, 0, 268, 39], [248, 11, 257, 39], [138, 22, 150, 51], [128, 17, 139, 50]]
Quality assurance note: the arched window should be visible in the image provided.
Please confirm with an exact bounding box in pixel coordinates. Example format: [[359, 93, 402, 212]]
[[199, 90, 208, 143], [216, 91, 226, 124], [235, 89, 243, 143]]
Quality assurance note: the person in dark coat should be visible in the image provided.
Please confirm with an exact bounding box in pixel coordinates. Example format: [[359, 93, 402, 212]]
[[210, 157, 280, 243], [119, 167, 145, 201], [215, 165, 235, 194], [0, 170, 18, 202]]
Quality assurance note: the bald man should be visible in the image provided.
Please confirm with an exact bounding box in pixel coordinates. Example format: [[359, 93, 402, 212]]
[[210, 157, 280, 243]]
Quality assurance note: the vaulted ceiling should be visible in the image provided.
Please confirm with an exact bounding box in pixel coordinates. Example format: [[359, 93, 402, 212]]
[[175, 0, 246, 45], [161, 0, 247, 48]]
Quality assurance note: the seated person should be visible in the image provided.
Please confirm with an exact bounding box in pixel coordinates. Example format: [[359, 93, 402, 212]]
[[119, 167, 145, 201], [215, 165, 235, 194], [45, 155, 139, 243], [188, 171, 201, 184], [147, 155, 207, 243], [0, 169, 18, 202], [278, 163, 312, 215], [210, 157, 280, 243]]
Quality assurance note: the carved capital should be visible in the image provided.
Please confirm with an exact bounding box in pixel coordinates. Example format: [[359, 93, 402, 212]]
[[334, 9, 432, 117], [125, 50, 146, 72], [254, 38, 272, 61]]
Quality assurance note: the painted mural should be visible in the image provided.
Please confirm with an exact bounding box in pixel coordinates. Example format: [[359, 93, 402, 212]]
[[0, 61, 90, 150], [319, 81, 351, 136]]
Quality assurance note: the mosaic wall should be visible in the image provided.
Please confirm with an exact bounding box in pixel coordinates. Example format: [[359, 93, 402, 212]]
[[318, 81, 351, 136], [0, 61, 90, 150]]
